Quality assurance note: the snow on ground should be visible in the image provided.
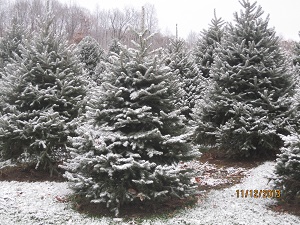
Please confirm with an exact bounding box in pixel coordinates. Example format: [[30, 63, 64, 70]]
[[0, 161, 299, 225], [151, 161, 300, 225], [180, 160, 248, 186], [0, 181, 112, 225]]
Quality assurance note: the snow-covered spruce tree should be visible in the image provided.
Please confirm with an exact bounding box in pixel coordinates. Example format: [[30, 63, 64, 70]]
[[274, 133, 300, 204], [274, 34, 300, 204], [77, 36, 103, 83], [62, 29, 199, 216], [194, 10, 225, 78], [0, 17, 27, 72], [194, 0, 295, 158], [165, 38, 206, 121], [0, 13, 87, 173]]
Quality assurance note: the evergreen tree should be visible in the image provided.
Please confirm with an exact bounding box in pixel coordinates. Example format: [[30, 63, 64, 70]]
[[194, 0, 295, 158], [291, 34, 300, 92], [0, 13, 87, 173], [77, 36, 103, 83], [165, 38, 206, 120], [0, 17, 27, 72], [194, 10, 225, 78], [91, 39, 122, 86], [108, 39, 122, 56], [274, 34, 300, 204], [275, 133, 300, 204], [62, 30, 199, 216], [293, 33, 300, 66]]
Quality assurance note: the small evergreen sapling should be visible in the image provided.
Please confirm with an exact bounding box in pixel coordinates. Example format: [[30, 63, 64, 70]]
[[63, 30, 199, 216], [77, 36, 103, 83]]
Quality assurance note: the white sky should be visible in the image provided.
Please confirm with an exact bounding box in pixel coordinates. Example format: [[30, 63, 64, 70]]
[[59, 0, 300, 40]]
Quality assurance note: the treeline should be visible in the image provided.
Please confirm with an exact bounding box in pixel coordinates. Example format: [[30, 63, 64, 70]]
[[0, 0, 296, 51], [0, 0, 171, 49]]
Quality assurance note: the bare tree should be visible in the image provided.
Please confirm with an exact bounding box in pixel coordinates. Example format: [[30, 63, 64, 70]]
[[0, 0, 9, 36], [108, 7, 136, 41], [186, 31, 199, 49], [50, 0, 68, 36], [90, 6, 110, 47], [29, 0, 44, 31], [144, 3, 158, 33], [1, 0, 172, 50]]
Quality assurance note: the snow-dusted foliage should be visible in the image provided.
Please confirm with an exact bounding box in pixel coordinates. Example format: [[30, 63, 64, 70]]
[[91, 39, 123, 86], [275, 133, 300, 203], [194, 0, 295, 158], [291, 34, 300, 100], [77, 36, 103, 84], [0, 17, 27, 72], [165, 38, 207, 121], [0, 13, 87, 173], [274, 34, 300, 204], [194, 10, 225, 78], [293, 34, 300, 67], [62, 29, 199, 216]]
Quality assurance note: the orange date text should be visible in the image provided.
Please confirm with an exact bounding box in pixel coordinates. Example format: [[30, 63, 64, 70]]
[[236, 189, 281, 198]]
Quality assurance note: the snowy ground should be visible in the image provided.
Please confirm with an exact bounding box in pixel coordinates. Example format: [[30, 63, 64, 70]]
[[0, 161, 299, 225], [180, 160, 248, 187]]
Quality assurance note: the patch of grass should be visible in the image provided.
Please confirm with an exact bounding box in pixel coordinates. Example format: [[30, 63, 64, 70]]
[[0, 163, 65, 182]]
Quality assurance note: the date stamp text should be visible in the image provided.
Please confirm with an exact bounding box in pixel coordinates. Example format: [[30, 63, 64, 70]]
[[236, 189, 281, 198]]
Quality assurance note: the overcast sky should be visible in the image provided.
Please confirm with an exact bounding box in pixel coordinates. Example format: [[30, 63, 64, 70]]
[[59, 0, 300, 40]]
